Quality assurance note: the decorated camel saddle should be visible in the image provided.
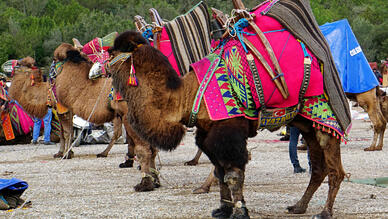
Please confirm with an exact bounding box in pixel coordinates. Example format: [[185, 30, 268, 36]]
[[0, 83, 34, 141], [134, 0, 350, 140], [188, 0, 350, 141]]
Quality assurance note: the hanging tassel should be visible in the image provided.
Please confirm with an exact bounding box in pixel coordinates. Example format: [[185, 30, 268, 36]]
[[312, 123, 315, 128], [30, 74, 35, 86], [322, 126, 325, 132], [127, 58, 138, 86], [317, 124, 320, 130], [328, 128, 331, 134]]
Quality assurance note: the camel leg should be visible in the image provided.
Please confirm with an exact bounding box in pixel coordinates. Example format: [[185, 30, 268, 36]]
[[287, 128, 328, 214], [211, 166, 234, 219], [202, 118, 250, 219], [55, 112, 74, 159], [133, 141, 159, 192], [193, 166, 217, 194], [184, 149, 202, 166], [357, 89, 386, 151], [288, 128, 344, 218], [119, 119, 137, 168], [97, 115, 122, 157]]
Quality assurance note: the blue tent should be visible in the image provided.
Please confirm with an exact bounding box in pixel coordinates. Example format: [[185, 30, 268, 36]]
[[320, 19, 379, 94], [0, 178, 28, 192]]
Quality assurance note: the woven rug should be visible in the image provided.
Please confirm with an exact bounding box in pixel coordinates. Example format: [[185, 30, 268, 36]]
[[1, 112, 15, 140], [164, 1, 212, 76]]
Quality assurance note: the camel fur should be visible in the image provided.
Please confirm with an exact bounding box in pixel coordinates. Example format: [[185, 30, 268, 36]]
[[52, 43, 160, 191], [6, 57, 59, 142], [108, 31, 346, 219], [347, 87, 387, 151]]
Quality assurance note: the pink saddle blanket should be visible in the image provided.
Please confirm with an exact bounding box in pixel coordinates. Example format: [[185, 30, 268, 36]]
[[191, 3, 324, 122]]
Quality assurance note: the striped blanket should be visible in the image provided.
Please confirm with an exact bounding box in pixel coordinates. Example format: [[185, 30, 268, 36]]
[[164, 1, 212, 76], [265, 0, 351, 134]]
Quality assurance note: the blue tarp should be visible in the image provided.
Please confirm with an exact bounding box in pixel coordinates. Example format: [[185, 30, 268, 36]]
[[320, 19, 379, 94], [0, 178, 28, 192]]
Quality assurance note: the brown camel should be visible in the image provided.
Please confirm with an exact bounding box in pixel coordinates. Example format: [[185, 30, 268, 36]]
[[6, 57, 59, 143], [52, 43, 160, 191], [347, 88, 386, 151], [108, 31, 346, 218]]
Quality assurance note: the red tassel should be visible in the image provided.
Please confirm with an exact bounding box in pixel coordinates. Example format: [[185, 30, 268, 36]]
[[322, 126, 325, 132], [313, 123, 315, 128], [127, 59, 138, 86], [30, 74, 35, 86], [127, 74, 138, 86]]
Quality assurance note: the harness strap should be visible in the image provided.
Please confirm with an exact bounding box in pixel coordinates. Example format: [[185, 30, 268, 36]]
[[188, 53, 222, 127], [108, 53, 132, 67], [298, 41, 312, 102], [247, 53, 265, 109]]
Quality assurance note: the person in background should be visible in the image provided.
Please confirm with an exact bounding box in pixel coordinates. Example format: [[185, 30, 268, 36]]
[[373, 68, 383, 85], [288, 126, 310, 173], [32, 107, 54, 145]]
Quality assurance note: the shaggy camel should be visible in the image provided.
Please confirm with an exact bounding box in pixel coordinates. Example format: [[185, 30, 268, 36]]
[[52, 43, 160, 191], [108, 31, 346, 218]]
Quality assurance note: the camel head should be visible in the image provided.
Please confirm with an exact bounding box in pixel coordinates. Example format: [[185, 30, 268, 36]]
[[13, 66, 44, 84], [107, 30, 180, 90], [53, 43, 88, 63], [18, 56, 36, 68]]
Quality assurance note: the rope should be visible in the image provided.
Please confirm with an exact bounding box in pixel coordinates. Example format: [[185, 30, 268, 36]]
[[10, 77, 109, 217], [230, 18, 255, 53]]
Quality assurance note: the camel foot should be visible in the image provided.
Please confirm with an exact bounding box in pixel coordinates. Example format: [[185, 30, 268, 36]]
[[96, 153, 108, 158], [311, 210, 332, 219], [375, 146, 383, 151], [134, 177, 155, 192], [364, 146, 377, 151], [184, 159, 199, 166], [212, 202, 233, 219], [287, 204, 307, 214], [230, 207, 250, 219], [53, 152, 63, 158], [119, 159, 134, 168], [151, 173, 161, 188], [192, 186, 210, 194], [63, 150, 74, 159]]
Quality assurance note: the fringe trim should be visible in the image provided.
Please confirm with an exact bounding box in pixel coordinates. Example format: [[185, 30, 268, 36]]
[[312, 121, 347, 144]]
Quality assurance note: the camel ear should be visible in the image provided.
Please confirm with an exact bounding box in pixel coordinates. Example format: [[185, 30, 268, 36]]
[[72, 38, 83, 51]]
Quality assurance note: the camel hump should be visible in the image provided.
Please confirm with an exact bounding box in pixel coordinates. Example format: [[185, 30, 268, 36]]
[[72, 38, 83, 50]]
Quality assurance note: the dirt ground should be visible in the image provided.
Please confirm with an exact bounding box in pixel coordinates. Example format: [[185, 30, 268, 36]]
[[1, 107, 388, 219]]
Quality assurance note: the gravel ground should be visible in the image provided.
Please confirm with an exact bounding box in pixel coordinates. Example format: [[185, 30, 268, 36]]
[[1, 107, 388, 219]]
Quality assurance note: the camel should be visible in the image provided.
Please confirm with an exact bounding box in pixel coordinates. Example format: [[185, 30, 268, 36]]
[[4, 57, 60, 143], [346, 88, 386, 151], [6, 56, 134, 164], [52, 43, 160, 191], [107, 30, 347, 218]]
